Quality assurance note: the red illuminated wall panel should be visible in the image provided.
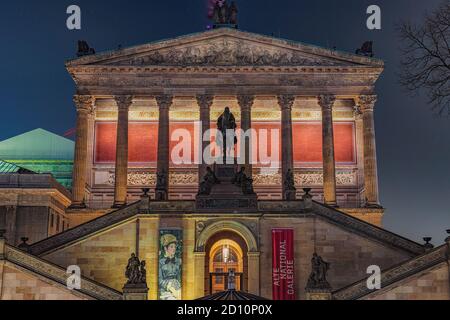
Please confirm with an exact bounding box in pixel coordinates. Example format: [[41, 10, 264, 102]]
[[292, 122, 355, 163], [94, 121, 355, 165]]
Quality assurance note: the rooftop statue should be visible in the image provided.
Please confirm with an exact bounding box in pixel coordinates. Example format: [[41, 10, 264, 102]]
[[211, 0, 238, 26], [77, 40, 95, 57], [356, 41, 374, 57]]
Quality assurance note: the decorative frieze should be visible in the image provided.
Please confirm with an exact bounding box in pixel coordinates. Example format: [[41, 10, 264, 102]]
[[106, 172, 198, 186], [102, 170, 356, 187], [252, 170, 357, 186]]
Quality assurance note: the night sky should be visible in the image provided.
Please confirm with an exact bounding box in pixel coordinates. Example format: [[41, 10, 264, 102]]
[[1, 0, 449, 244]]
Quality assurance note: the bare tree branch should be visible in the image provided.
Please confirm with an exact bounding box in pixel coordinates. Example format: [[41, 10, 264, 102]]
[[398, 0, 450, 117]]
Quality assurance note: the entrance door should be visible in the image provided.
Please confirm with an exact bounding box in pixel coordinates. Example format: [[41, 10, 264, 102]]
[[209, 240, 244, 293]]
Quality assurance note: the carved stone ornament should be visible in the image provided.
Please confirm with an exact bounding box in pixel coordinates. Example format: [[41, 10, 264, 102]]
[[358, 95, 377, 112], [73, 95, 95, 113], [115, 95, 134, 110], [108, 172, 198, 186], [237, 95, 255, 110], [111, 39, 350, 67], [196, 95, 214, 110], [155, 95, 173, 109], [252, 170, 356, 186], [277, 95, 295, 110], [318, 95, 336, 110]]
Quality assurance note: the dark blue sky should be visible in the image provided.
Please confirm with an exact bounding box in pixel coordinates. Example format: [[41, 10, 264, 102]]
[[1, 0, 449, 244]]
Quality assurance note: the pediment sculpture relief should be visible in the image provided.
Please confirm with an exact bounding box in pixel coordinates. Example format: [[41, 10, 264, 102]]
[[111, 39, 349, 67]]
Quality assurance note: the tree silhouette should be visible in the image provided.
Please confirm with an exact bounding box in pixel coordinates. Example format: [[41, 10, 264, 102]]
[[398, 1, 450, 116]]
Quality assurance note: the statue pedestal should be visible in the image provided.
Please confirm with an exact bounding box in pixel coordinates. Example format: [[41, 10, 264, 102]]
[[213, 23, 238, 29], [284, 190, 297, 201], [196, 163, 258, 211], [122, 283, 149, 300], [305, 288, 332, 300], [155, 188, 168, 201]]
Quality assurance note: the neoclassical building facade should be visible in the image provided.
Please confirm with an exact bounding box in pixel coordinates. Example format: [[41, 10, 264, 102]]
[[68, 27, 384, 225], [1, 27, 449, 301]]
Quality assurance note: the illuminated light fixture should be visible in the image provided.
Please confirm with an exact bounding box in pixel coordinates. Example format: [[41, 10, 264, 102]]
[[222, 245, 230, 263]]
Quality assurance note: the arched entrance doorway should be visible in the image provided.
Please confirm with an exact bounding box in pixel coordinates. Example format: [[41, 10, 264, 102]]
[[209, 239, 244, 293], [194, 220, 260, 298], [204, 230, 248, 295]]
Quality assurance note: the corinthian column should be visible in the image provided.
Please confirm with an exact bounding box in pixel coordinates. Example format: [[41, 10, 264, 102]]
[[70, 95, 94, 209], [318, 95, 337, 207], [196, 95, 214, 185], [112, 95, 133, 208], [278, 95, 296, 200], [358, 95, 381, 207], [155, 95, 173, 201], [237, 95, 255, 178]]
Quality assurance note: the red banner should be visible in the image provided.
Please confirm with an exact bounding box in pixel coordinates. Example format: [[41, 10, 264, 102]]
[[272, 229, 295, 300]]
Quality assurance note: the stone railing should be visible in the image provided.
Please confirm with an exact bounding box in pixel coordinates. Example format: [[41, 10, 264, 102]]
[[333, 245, 448, 300], [5, 245, 122, 300], [30, 201, 142, 256], [312, 201, 425, 255], [258, 200, 306, 212]]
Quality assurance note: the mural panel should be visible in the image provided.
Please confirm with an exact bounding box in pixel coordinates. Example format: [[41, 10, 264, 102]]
[[158, 229, 183, 300]]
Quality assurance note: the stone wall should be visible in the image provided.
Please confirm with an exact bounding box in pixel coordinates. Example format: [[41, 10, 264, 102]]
[[259, 216, 414, 300], [41, 214, 415, 300], [44, 221, 138, 292], [0, 263, 90, 300], [364, 262, 450, 300]]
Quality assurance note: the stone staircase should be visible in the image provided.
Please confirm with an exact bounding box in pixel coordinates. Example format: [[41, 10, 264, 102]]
[[3, 244, 123, 300]]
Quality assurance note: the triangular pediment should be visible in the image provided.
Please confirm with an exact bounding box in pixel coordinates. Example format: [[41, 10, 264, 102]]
[[67, 28, 383, 68]]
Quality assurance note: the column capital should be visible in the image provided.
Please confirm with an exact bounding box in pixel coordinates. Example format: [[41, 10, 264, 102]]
[[73, 95, 95, 114], [155, 95, 173, 110], [277, 95, 295, 110], [353, 106, 363, 120], [318, 95, 336, 111], [196, 95, 214, 110], [357, 95, 377, 112], [114, 95, 133, 111], [237, 95, 255, 111]]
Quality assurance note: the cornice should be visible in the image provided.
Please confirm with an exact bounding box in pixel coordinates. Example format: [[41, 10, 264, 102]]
[[66, 28, 384, 68], [67, 65, 384, 75]]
